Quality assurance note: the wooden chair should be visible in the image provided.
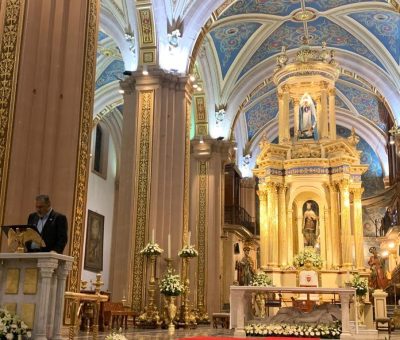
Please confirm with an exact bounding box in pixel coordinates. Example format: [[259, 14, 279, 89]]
[[103, 302, 137, 330]]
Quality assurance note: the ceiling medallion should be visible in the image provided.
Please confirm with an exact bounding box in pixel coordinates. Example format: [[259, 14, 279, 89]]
[[292, 9, 317, 22]]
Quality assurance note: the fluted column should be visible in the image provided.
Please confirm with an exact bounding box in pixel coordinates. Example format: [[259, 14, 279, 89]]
[[324, 206, 332, 269], [282, 88, 290, 143], [320, 83, 329, 139], [352, 187, 365, 270], [268, 183, 279, 267], [287, 208, 294, 265], [258, 188, 268, 269], [316, 97, 322, 140], [293, 99, 300, 139], [329, 88, 336, 139], [278, 92, 285, 144], [278, 184, 288, 266], [339, 180, 352, 268], [329, 184, 341, 268]]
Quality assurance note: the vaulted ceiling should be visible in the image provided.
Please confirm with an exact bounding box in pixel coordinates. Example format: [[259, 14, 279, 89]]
[[96, 0, 400, 193]]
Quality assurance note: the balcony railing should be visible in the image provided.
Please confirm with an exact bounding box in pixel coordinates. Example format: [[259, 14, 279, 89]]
[[224, 205, 258, 235]]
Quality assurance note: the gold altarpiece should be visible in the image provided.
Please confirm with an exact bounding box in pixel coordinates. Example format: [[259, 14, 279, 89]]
[[253, 44, 368, 287]]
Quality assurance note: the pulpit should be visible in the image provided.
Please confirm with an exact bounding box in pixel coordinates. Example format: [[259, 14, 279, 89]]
[[0, 253, 73, 340]]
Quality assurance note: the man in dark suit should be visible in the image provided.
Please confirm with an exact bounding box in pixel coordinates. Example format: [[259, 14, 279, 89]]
[[27, 194, 68, 253]]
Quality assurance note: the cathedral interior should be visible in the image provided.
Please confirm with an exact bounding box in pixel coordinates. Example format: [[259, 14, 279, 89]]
[[1, 0, 400, 338]]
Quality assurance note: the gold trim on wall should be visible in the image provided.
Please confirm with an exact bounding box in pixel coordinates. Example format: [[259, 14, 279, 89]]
[[67, 0, 99, 295], [197, 161, 208, 315], [0, 0, 26, 239], [131, 89, 155, 313]]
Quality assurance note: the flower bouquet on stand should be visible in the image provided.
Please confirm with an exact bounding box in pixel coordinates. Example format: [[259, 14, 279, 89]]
[[0, 308, 31, 339], [105, 328, 127, 340], [160, 269, 184, 333], [178, 244, 198, 258], [293, 248, 323, 269], [140, 242, 164, 256]]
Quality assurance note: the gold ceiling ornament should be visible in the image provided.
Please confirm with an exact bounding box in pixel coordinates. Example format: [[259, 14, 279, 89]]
[[292, 9, 317, 22]]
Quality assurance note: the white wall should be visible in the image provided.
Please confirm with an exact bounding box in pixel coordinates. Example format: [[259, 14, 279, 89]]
[[81, 127, 117, 291]]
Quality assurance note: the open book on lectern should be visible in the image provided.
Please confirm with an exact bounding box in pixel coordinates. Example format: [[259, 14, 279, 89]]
[[1, 225, 46, 252]]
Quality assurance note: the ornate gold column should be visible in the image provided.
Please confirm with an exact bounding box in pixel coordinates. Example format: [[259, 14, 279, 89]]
[[339, 180, 352, 268], [316, 97, 322, 138], [293, 99, 300, 139], [286, 207, 294, 265], [352, 187, 365, 270], [278, 184, 288, 266], [329, 184, 341, 268], [320, 83, 329, 140], [0, 0, 26, 233], [268, 183, 279, 267], [328, 88, 336, 139], [324, 206, 332, 269], [278, 92, 284, 144], [282, 87, 290, 143], [258, 187, 268, 269]]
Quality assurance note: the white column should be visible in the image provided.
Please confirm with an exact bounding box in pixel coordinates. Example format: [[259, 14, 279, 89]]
[[329, 88, 336, 139]]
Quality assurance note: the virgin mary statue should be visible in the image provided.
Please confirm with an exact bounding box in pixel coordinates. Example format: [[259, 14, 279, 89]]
[[298, 93, 318, 140]]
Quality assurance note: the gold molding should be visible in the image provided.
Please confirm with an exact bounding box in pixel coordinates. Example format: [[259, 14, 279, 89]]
[[67, 0, 99, 296], [0, 0, 26, 240], [131, 89, 155, 313], [197, 161, 208, 317]]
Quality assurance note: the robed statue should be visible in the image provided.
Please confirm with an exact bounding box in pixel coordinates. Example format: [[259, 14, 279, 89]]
[[302, 201, 319, 247], [368, 247, 388, 290], [235, 245, 256, 285], [298, 93, 318, 140]]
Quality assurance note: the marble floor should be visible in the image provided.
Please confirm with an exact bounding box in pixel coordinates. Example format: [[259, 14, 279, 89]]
[[70, 325, 400, 339]]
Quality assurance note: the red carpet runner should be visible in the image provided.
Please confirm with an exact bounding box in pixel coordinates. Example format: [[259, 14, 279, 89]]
[[178, 337, 318, 340]]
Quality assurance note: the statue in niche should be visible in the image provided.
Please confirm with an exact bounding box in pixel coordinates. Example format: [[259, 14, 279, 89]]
[[235, 245, 256, 285], [368, 247, 388, 290], [302, 201, 319, 247], [298, 93, 318, 140]]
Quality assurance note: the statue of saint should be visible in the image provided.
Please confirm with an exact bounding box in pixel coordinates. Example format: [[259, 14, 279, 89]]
[[235, 246, 256, 285], [368, 247, 388, 290], [302, 201, 319, 247], [298, 93, 318, 140]]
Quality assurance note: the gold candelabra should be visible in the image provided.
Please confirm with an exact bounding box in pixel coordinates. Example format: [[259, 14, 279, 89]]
[[137, 254, 161, 328], [177, 256, 197, 328]]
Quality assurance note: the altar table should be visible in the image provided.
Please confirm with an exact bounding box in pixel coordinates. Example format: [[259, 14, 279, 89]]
[[230, 286, 356, 339]]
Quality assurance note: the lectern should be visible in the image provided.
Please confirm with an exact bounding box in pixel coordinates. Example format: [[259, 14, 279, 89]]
[[0, 253, 73, 340]]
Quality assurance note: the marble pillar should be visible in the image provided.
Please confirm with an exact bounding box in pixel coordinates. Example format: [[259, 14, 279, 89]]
[[329, 184, 341, 268], [258, 188, 268, 269], [278, 185, 288, 266]]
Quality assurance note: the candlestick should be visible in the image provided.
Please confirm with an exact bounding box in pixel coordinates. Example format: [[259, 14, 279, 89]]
[[188, 231, 191, 246], [168, 233, 171, 258], [152, 228, 155, 243], [346, 270, 350, 282]]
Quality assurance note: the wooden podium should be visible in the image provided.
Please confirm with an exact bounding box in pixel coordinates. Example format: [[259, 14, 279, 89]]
[[0, 253, 73, 340]]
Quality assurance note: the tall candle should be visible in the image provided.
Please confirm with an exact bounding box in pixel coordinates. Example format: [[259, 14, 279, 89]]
[[168, 233, 171, 258], [152, 228, 155, 243], [188, 231, 191, 245]]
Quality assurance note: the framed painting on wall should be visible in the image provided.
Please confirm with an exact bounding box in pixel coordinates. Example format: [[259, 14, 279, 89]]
[[84, 210, 104, 272]]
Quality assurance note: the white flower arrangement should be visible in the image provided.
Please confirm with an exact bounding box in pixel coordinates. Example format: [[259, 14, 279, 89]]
[[293, 248, 322, 269], [105, 329, 127, 340], [140, 242, 164, 256], [178, 244, 198, 258], [250, 272, 272, 286], [351, 274, 368, 296], [159, 269, 184, 296], [244, 322, 341, 338], [0, 308, 31, 339]]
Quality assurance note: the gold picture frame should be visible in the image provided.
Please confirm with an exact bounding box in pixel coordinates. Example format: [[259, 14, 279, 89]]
[[84, 210, 104, 272]]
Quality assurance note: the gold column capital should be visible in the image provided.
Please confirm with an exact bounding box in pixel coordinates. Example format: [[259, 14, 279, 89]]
[[351, 187, 364, 199], [257, 190, 268, 201], [328, 88, 336, 96]]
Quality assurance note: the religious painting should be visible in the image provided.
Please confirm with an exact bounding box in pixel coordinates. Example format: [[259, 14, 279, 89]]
[[302, 200, 319, 248], [84, 210, 104, 272]]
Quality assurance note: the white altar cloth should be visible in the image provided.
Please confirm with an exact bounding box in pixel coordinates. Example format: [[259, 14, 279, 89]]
[[230, 286, 356, 339]]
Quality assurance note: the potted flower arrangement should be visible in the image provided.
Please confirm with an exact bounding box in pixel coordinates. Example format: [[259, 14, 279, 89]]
[[178, 244, 198, 258], [0, 308, 31, 339], [351, 274, 368, 296], [251, 272, 272, 287], [140, 242, 164, 256], [293, 248, 322, 269], [159, 269, 184, 332]]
